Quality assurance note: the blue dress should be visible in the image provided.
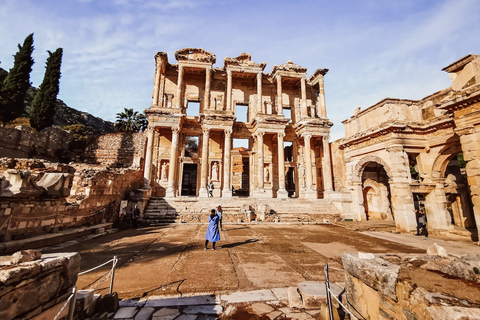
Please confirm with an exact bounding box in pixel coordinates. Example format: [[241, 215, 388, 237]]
[[205, 215, 220, 242]]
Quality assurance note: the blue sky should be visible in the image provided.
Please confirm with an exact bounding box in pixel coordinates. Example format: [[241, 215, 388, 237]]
[[1, 0, 479, 140]]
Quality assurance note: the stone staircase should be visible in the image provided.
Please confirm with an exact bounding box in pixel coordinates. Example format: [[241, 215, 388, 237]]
[[141, 197, 343, 225]]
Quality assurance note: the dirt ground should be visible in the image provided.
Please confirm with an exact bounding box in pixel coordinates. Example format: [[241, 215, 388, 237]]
[[45, 223, 426, 300]]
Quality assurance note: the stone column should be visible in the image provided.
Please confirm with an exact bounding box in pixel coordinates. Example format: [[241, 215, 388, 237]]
[[175, 65, 184, 109], [152, 60, 162, 106], [304, 134, 316, 199], [166, 127, 180, 198], [425, 180, 453, 230], [257, 72, 263, 114], [276, 75, 283, 115], [222, 129, 233, 198], [300, 77, 308, 119], [257, 132, 265, 192], [205, 67, 211, 110], [143, 128, 155, 188], [317, 78, 327, 118], [322, 136, 333, 193], [226, 70, 232, 111], [199, 128, 210, 198], [277, 132, 288, 198], [351, 181, 367, 221]]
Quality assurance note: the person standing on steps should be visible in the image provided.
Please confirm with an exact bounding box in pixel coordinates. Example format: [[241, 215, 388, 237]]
[[216, 205, 223, 231], [132, 205, 140, 229], [205, 209, 220, 250], [208, 181, 214, 198], [416, 210, 428, 237]]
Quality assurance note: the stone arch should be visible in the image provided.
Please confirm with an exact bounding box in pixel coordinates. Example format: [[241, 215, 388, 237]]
[[431, 144, 463, 178], [353, 155, 392, 183]]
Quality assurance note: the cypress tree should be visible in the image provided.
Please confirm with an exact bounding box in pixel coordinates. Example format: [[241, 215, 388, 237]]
[[0, 34, 35, 123], [30, 48, 63, 131]]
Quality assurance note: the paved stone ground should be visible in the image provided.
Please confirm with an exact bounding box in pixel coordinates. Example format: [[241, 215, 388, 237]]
[[43, 222, 480, 319]]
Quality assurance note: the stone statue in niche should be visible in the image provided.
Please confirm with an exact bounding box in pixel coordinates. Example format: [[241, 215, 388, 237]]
[[298, 163, 306, 188], [161, 162, 168, 181], [212, 162, 218, 181], [264, 166, 270, 183]]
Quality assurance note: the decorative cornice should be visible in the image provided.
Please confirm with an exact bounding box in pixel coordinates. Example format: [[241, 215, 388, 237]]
[[442, 54, 478, 73], [223, 52, 267, 70], [175, 48, 216, 63]]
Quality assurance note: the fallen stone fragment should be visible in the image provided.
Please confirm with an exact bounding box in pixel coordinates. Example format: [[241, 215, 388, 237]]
[[427, 243, 448, 257], [266, 310, 283, 320], [251, 302, 274, 315], [287, 287, 303, 309], [11, 249, 42, 264]]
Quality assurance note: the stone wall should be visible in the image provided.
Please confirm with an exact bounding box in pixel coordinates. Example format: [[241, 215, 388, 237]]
[[342, 251, 480, 320], [0, 251, 80, 320], [0, 126, 73, 162], [0, 159, 144, 240], [84, 132, 146, 168]]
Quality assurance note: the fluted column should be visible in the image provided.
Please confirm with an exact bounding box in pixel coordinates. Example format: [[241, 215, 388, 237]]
[[300, 77, 308, 118], [277, 132, 288, 198], [322, 135, 333, 192], [143, 128, 155, 187], [318, 78, 327, 118], [166, 127, 180, 197], [199, 128, 210, 198], [257, 72, 263, 113], [226, 70, 232, 111], [152, 61, 162, 106], [205, 67, 211, 110], [175, 65, 184, 109], [257, 132, 265, 192], [304, 134, 313, 190], [222, 129, 233, 197], [276, 75, 283, 115]]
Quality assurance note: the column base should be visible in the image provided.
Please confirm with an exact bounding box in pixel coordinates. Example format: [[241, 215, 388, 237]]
[[252, 189, 268, 198], [304, 188, 317, 200], [277, 188, 288, 199], [222, 189, 233, 198], [165, 187, 176, 198], [199, 188, 209, 198]]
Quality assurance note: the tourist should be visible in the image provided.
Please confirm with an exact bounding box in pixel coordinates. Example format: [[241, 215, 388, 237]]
[[217, 205, 223, 231], [416, 210, 428, 237], [132, 205, 140, 228], [414, 209, 421, 234], [208, 181, 214, 197], [205, 209, 220, 250]]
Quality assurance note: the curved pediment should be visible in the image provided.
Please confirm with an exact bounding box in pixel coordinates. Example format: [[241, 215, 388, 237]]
[[175, 48, 216, 63], [271, 60, 307, 74]]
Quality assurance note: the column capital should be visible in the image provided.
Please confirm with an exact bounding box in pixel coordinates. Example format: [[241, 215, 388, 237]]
[[202, 127, 210, 136], [227, 69, 232, 76], [256, 131, 265, 139], [322, 135, 330, 142], [224, 128, 233, 136], [303, 134, 312, 141], [276, 74, 282, 81], [277, 132, 285, 139], [171, 126, 180, 134]]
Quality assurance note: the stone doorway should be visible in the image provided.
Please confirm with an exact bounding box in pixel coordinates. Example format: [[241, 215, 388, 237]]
[[361, 162, 393, 221], [181, 163, 198, 196], [286, 167, 296, 197]]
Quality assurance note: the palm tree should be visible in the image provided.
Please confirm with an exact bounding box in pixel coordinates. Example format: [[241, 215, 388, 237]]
[[115, 108, 148, 132]]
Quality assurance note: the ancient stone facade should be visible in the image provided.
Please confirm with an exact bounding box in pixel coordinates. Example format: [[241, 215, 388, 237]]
[[338, 54, 480, 236], [144, 48, 334, 200]]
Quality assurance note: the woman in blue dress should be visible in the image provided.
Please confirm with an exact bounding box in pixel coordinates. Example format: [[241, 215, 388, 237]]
[[205, 209, 220, 250]]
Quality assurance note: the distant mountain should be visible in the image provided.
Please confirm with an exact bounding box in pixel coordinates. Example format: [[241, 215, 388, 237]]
[[24, 86, 115, 134]]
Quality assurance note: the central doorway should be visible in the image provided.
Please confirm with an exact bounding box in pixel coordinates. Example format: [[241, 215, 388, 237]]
[[181, 163, 198, 196]]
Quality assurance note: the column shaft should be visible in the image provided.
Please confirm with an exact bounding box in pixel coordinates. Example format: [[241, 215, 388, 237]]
[[277, 133, 287, 198], [300, 77, 308, 118], [257, 72, 263, 114], [175, 65, 184, 108], [143, 129, 155, 187], [257, 132, 265, 191], [226, 70, 232, 111], [166, 127, 180, 197], [276, 75, 283, 115], [304, 135, 313, 189], [205, 67, 211, 110], [199, 128, 210, 197], [322, 136, 333, 192], [222, 129, 233, 197], [318, 78, 327, 118], [153, 61, 162, 106]]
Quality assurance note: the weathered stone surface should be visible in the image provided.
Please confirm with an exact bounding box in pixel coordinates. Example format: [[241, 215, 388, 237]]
[[143, 295, 218, 307], [113, 306, 138, 319], [11, 249, 42, 264], [342, 253, 400, 300], [427, 243, 448, 257], [266, 310, 283, 320], [222, 289, 276, 303], [427, 306, 480, 320], [298, 281, 343, 309], [151, 307, 180, 320], [133, 307, 155, 320], [183, 304, 223, 315], [287, 287, 303, 309], [250, 302, 274, 315]]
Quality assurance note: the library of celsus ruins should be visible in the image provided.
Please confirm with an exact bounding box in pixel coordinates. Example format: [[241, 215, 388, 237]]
[[144, 48, 333, 200]]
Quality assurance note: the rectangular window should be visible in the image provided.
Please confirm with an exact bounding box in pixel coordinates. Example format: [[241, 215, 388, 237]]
[[233, 138, 249, 150], [235, 104, 248, 123], [283, 107, 291, 122], [284, 141, 293, 162], [185, 136, 199, 157], [187, 101, 200, 117]]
